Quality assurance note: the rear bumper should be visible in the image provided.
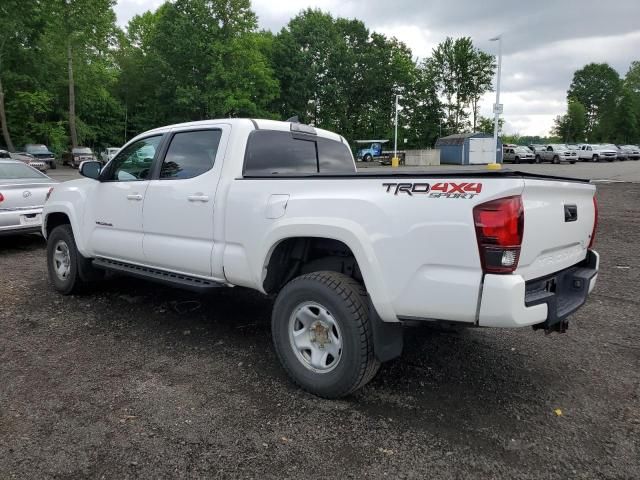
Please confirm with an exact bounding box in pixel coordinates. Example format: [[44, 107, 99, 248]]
[[479, 250, 599, 328], [0, 208, 44, 236]]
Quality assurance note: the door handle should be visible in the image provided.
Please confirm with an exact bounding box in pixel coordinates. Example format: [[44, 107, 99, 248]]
[[126, 194, 143, 201], [188, 194, 210, 202]]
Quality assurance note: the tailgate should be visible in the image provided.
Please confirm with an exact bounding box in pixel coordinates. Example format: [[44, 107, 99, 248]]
[[516, 179, 596, 280]]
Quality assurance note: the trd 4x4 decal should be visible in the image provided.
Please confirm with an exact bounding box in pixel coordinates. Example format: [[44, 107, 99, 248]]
[[382, 182, 482, 199]]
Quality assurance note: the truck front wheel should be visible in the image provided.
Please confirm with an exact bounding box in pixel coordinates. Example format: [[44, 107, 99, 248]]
[[47, 224, 103, 294], [363, 154, 372, 162], [271, 271, 380, 398]]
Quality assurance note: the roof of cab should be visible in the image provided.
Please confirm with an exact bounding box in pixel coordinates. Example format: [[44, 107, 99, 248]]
[[141, 118, 344, 143]]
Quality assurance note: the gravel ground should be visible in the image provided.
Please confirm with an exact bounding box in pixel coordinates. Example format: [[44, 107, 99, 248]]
[[1, 183, 638, 479]]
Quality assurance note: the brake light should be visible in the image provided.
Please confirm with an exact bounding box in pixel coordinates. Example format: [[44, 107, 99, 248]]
[[0, 192, 4, 203], [473, 195, 524, 274], [589, 195, 598, 248]]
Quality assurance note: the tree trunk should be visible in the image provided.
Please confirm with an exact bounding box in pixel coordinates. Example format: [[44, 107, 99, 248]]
[[0, 74, 14, 151], [67, 41, 78, 148]]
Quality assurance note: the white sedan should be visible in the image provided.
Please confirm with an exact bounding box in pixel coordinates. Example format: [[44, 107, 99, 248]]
[[0, 159, 57, 236]]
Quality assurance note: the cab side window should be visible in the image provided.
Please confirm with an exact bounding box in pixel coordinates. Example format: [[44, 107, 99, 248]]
[[160, 130, 222, 180], [101, 136, 162, 182]]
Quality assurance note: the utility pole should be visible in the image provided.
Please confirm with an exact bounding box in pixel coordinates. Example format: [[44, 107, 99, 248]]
[[393, 94, 402, 167], [490, 35, 503, 164]]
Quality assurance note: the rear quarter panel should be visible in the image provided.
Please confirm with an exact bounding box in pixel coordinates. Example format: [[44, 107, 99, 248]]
[[223, 176, 524, 323]]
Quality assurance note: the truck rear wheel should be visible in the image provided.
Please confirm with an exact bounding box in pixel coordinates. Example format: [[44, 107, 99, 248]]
[[271, 271, 380, 398], [535, 155, 541, 164], [552, 155, 560, 164]]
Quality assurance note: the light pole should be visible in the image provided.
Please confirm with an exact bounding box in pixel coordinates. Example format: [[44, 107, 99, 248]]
[[394, 94, 403, 164], [490, 35, 502, 164]]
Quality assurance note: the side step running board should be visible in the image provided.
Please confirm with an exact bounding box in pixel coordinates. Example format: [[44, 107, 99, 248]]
[[92, 258, 225, 292]]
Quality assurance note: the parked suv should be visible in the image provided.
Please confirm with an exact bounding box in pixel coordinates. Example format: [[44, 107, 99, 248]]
[[24, 144, 56, 169], [62, 147, 98, 168]]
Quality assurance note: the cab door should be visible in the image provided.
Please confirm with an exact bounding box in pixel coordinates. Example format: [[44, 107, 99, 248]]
[[142, 126, 228, 278], [85, 135, 164, 262]]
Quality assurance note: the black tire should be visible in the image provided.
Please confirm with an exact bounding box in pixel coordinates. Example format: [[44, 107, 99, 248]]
[[570, 161, 576, 164], [514, 156, 520, 164], [552, 155, 560, 164], [47, 224, 103, 295], [50, 160, 57, 170], [363, 154, 372, 163], [592, 155, 599, 163], [272, 271, 380, 399], [535, 154, 541, 164]]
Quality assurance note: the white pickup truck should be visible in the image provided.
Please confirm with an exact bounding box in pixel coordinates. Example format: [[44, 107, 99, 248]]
[[42, 119, 600, 398], [578, 144, 618, 162]]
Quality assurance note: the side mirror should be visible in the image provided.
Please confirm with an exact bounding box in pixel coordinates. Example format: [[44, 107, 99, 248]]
[[79, 160, 102, 180]]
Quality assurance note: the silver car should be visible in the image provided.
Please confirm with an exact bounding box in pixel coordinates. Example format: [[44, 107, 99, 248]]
[[0, 159, 57, 236]]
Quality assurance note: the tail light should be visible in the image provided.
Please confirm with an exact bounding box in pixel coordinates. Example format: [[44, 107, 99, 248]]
[[589, 195, 598, 248], [45, 187, 54, 202], [473, 195, 524, 274], [0, 192, 4, 203]]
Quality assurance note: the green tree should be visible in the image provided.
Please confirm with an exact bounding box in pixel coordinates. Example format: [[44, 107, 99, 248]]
[[567, 63, 621, 140], [272, 9, 423, 144], [477, 116, 503, 135], [117, 0, 278, 138], [614, 87, 638, 143], [552, 100, 586, 142], [428, 37, 495, 133], [42, 0, 118, 148]]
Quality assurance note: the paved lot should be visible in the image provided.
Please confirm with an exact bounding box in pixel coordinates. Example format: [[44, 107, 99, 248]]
[[1, 173, 639, 478], [357, 159, 640, 182]]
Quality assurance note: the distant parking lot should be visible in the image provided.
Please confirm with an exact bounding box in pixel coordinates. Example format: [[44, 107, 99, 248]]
[[1, 165, 639, 478], [356, 159, 640, 182]]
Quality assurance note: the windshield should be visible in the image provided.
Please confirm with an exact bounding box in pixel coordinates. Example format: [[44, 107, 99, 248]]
[[25, 145, 51, 154], [0, 162, 47, 179], [73, 147, 93, 154], [553, 145, 568, 151], [603, 144, 618, 149], [515, 147, 530, 153]]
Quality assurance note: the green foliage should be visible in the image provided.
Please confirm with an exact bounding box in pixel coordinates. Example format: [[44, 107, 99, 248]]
[[2, 0, 636, 155], [552, 100, 586, 142], [567, 63, 621, 140], [428, 37, 495, 133], [477, 116, 504, 136]]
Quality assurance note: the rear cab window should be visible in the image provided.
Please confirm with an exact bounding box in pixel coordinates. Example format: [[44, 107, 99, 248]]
[[243, 130, 355, 176]]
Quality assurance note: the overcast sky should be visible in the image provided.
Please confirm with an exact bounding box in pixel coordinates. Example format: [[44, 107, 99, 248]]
[[115, 0, 640, 136]]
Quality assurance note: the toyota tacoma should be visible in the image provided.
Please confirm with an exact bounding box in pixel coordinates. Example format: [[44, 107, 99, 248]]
[[42, 119, 600, 398]]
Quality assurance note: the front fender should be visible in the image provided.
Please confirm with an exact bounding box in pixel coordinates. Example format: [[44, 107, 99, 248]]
[[42, 180, 93, 257]]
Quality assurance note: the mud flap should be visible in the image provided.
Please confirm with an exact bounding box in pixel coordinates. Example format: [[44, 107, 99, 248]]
[[368, 300, 403, 362]]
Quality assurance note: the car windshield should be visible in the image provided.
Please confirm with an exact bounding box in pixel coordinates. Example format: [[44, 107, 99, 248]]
[[25, 145, 50, 154], [0, 162, 47, 179], [553, 145, 568, 151], [515, 147, 530, 153], [73, 148, 93, 154]]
